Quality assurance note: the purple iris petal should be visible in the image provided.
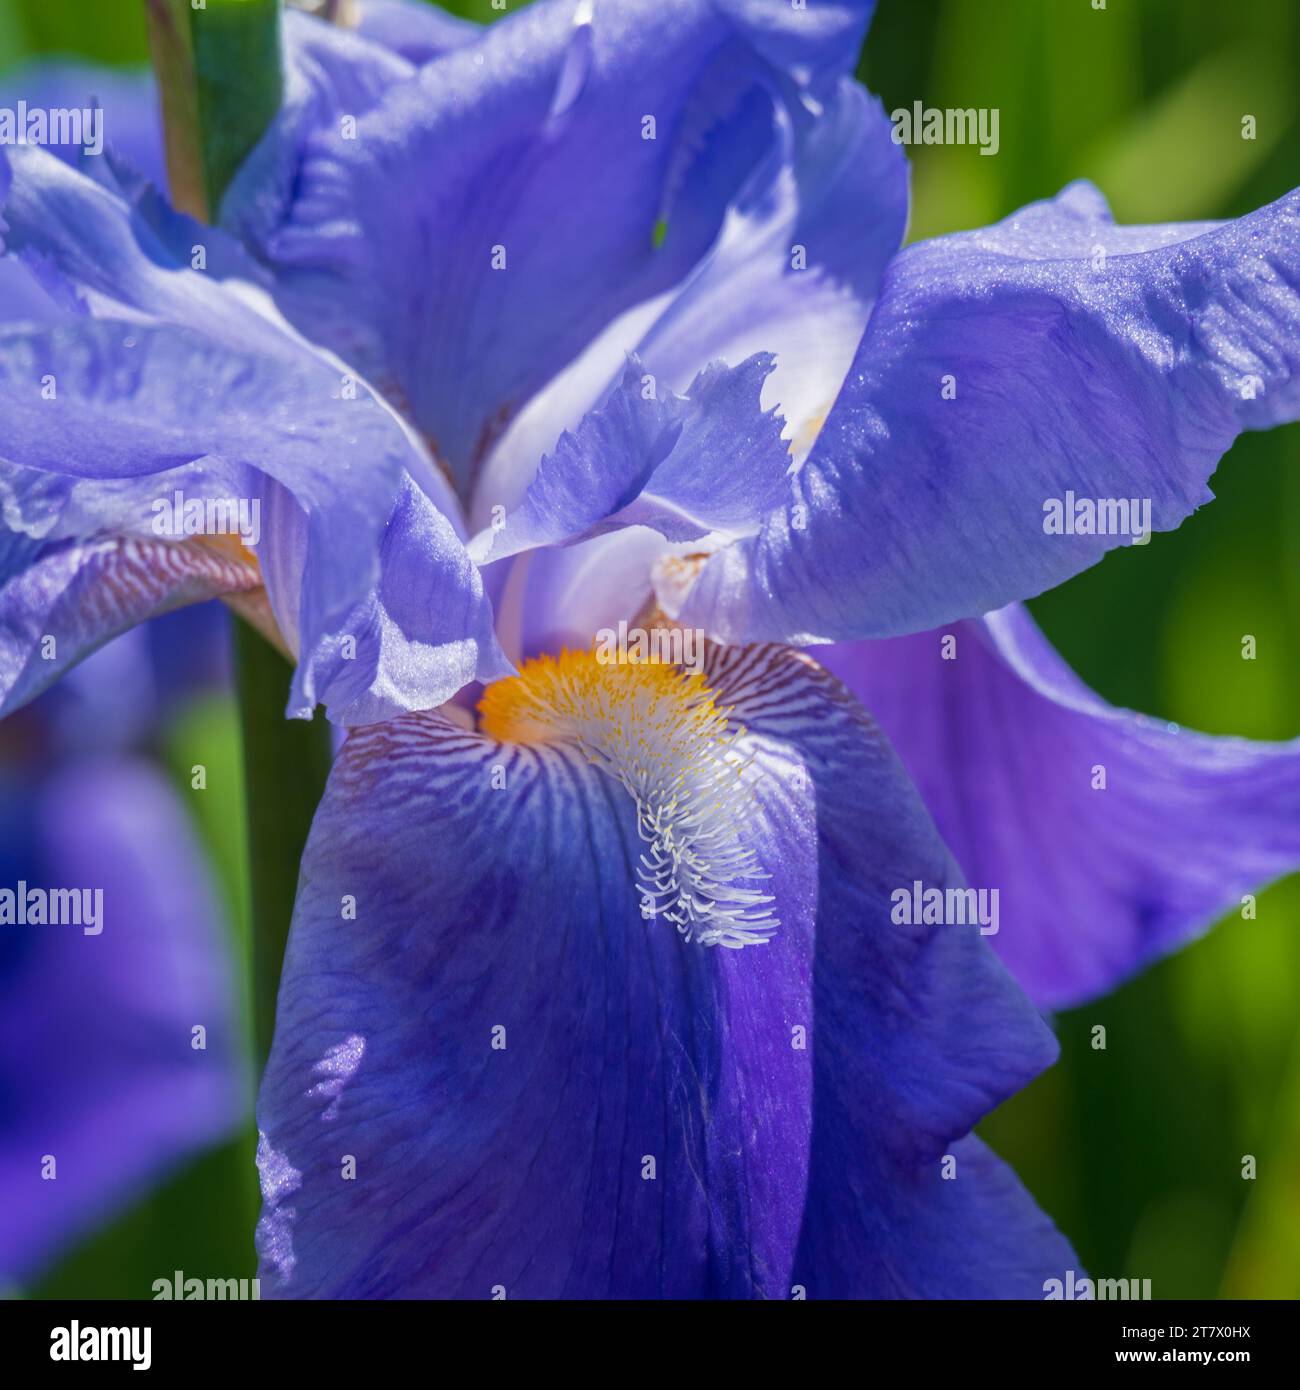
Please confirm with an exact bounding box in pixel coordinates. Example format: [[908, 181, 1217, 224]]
[[473, 74, 908, 528], [0, 256, 69, 325], [229, 0, 870, 496], [0, 318, 396, 711], [219, 9, 415, 243], [712, 0, 878, 92], [0, 60, 168, 330], [0, 532, 257, 720], [0, 62, 165, 191], [352, 0, 482, 65], [0, 145, 285, 345], [301, 475, 513, 727], [817, 603, 1300, 1010], [487, 528, 673, 667], [0, 757, 247, 1283], [681, 180, 1300, 645], [256, 644, 1072, 1297], [466, 74, 910, 641], [471, 354, 788, 566], [630, 77, 907, 449], [0, 147, 504, 722]]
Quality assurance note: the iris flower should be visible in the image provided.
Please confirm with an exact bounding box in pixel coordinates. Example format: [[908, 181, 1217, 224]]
[[2, 0, 1299, 1297]]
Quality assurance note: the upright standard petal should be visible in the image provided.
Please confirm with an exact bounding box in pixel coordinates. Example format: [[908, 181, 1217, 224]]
[[219, 9, 416, 246], [256, 642, 1072, 1298], [818, 604, 1300, 1009], [472, 75, 909, 523], [0, 758, 247, 1282], [233, 0, 874, 495], [352, 0, 481, 65], [712, 0, 876, 92], [630, 79, 907, 458], [682, 181, 1300, 645]]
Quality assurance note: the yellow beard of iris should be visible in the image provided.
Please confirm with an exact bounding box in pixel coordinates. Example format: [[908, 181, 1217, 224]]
[[478, 649, 778, 948]]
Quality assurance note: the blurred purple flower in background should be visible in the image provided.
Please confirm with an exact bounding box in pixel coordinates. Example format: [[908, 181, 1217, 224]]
[[0, 63, 246, 1290], [0, 608, 247, 1288]]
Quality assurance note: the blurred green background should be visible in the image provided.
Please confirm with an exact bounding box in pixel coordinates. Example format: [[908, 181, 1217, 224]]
[[0, 0, 1296, 1299]]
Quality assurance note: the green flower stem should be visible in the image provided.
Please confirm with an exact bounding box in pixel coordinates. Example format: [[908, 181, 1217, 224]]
[[145, 0, 283, 220], [234, 626, 334, 1066], [189, 0, 284, 217], [147, 0, 330, 1069]]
